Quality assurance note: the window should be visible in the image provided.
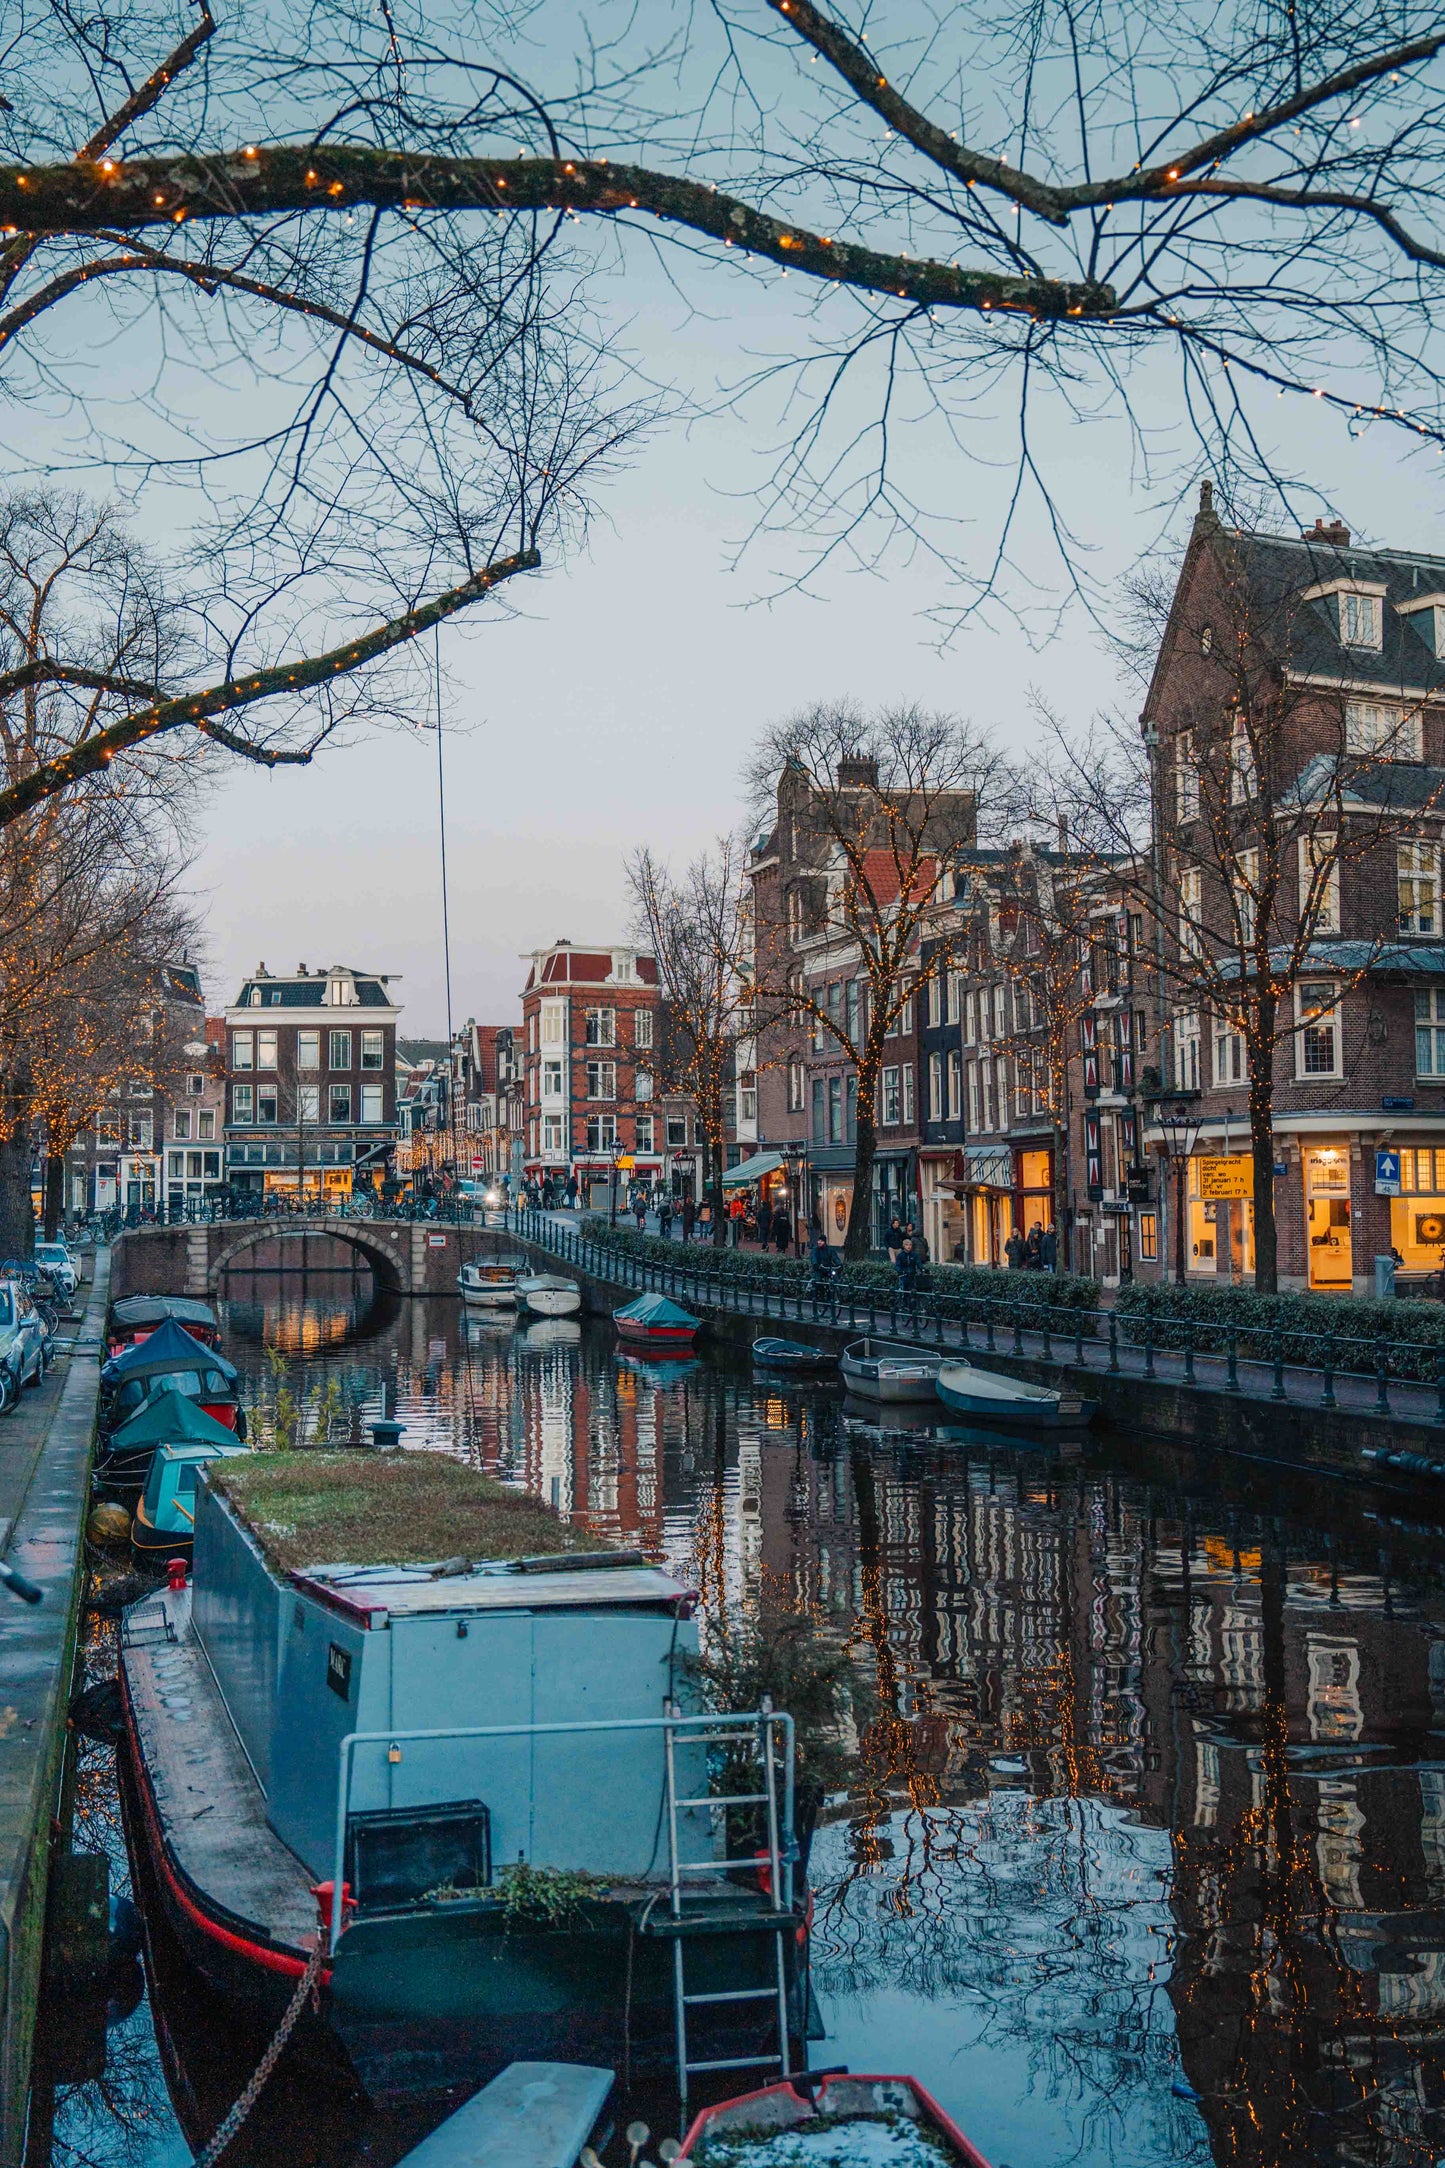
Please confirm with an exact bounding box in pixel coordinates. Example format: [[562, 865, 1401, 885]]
[[257, 1085, 278, 1125], [1340, 591, 1382, 649], [899, 989, 914, 1035], [540, 1001, 565, 1046], [231, 1031, 254, 1071], [298, 1085, 319, 1123], [1230, 718, 1257, 804], [1013, 981, 1029, 1033], [845, 1075, 858, 1144], [929, 1053, 943, 1120], [1175, 732, 1199, 820], [329, 1030, 352, 1070], [128, 1114, 153, 1150], [1346, 699, 1421, 759], [186, 1072, 205, 1096], [542, 1060, 564, 1098], [1400, 841, 1441, 935], [668, 1113, 689, 1148], [232, 1082, 253, 1121], [1139, 1212, 1159, 1262], [811, 1078, 825, 1145], [787, 888, 805, 942], [1236, 848, 1259, 944], [967, 1063, 982, 1130], [174, 1109, 192, 1140], [256, 1030, 277, 1071], [846, 979, 861, 1044], [811, 1005, 826, 1054], [198, 1109, 215, 1140], [738, 1071, 757, 1123], [1297, 982, 1341, 1078], [787, 1061, 804, 1113], [902, 1066, 914, 1125], [636, 1070, 654, 1101], [635, 1009, 653, 1048], [542, 1113, 565, 1152], [1212, 1012, 1244, 1086], [995, 1058, 1008, 1130], [947, 973, 961, 1026], [881, 1067, 900, 1126], [1013, 1060, 1030, 1121], [168, 1152, 184, 1179], [828, 1075, 842, 1143], [585, 1060, 616, 1101], [584, 1008, 615, 1047], [297, 1031, 320, 1071], [329, 1083, 352, 1123], [1416, 991, 1445, 1075], [360, 1030, 385, 1070], [586, 1114, 616, 1152], [1299, 835, 1340, 935], [948, 1051, 962, 1121], [965, 988, 977, 1044], [359, 1085, 382, 1124], [635, 1114, 654, 1152], [992, 985, 1006, 1038], [1178, 1010, 1204, 1092], [1179, 866, 1203, 959]]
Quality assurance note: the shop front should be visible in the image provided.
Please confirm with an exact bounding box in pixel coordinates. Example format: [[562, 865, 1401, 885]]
[[1388, 1147, 1445, 1281], [962, 1145, 1014, 1266], [1185, 1153, 1256, 1280], [872, 1153, 914, 1249], [1301, 1143, 1351, 1290], [1013, 1146, 1055, 1247]]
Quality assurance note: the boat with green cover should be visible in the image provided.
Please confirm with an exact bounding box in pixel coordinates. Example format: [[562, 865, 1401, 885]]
[[97, 1388, 243, 1501]]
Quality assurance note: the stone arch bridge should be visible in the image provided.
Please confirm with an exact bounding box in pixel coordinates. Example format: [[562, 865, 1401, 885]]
[[110, 1216, 495, 1300]]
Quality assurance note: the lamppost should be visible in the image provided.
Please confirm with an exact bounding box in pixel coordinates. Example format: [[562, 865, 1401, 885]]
[[780, 1142, 807, 1254], [1156, 1095, 1204, 1287]]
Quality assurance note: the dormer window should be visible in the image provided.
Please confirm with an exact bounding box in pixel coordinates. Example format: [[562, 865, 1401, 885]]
[[1340, 592, 1382, 649]]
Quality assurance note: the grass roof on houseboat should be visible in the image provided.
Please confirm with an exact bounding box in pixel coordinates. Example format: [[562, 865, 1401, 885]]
[[206, 1451, 607, 1575]]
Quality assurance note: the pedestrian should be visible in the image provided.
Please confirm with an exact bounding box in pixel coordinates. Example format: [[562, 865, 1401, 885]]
[[811, 1224, 835, 1290], [658, 1195, 674, 1239], [886, 1214, 905, 1267], [772, 1208, 790, 1253], [895, 1233, 915, 1295], [728, 1194, 745, 1246], [699, 1200, 713, 1241], [682, 1194, 696, 1242], [1005, 1227, 1025, 1270], [757, 1195, 773, 1249], [1040, 1223, 1058, 1273], [633, 1191, 647, 1234], [1024, 1222, 1043, 1270], [565, 1173, 578, 1209]]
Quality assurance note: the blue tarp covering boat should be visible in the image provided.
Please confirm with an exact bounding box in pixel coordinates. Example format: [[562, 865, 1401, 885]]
[[102, 1316, 237, 1388], [613, 1293, 700, 1351]]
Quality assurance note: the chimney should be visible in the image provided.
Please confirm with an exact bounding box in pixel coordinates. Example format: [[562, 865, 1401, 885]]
[[837, 755, 880, 789], [1057, 815, 1069, 853], [1303, 514, 1351, 547]]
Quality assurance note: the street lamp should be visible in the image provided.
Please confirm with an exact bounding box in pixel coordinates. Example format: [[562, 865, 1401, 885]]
[[780, 1142, 807, 1254], [1156, 1094, 1204, 1287]]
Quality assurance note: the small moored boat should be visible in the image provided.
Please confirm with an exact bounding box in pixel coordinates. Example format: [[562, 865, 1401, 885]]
[[840, 1338, 946, 1403], [517, 1274, 582, 1319], [936, 1362, 1096, 1431], [131, 1434, 249, 1564], [108, 1294, 222, 1360], [393, 2062, 614, 2168], [458, 1256, 528, 1307], [613, 1292, 699, 1353], [678, 2071, 994, 2166], [99, 1320, 244, 1443], [98, 1389, 242, 1501], [751, 1338, 837, 1375]]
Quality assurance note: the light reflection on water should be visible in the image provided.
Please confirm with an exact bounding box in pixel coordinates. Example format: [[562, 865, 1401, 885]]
[[41, 1257, 1445, 2168]]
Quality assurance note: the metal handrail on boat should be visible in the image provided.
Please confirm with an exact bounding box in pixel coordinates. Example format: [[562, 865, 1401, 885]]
[[327, 1707, 797, 1952]]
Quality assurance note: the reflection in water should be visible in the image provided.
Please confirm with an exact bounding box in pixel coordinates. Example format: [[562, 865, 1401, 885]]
[[40, 1267, 1445, 2168]]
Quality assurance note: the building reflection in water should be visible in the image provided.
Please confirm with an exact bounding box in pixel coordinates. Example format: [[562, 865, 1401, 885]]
[[207, 1280, 1445, 2167]]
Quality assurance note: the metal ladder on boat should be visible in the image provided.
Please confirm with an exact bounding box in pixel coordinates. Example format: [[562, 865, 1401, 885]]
[[662, 1700, 792, 2111]]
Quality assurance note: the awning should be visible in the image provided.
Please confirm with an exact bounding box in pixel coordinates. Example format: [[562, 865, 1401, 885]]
[[962, 1146, 1014, 1190], [722, 1149, 786, 1188]]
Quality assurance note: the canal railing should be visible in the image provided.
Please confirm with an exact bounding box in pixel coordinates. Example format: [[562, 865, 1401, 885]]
[[513, 1209, 1445, 1448]]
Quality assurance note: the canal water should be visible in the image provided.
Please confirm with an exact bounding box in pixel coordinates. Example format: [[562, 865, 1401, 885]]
[[35, 1246, 1445, 2168]]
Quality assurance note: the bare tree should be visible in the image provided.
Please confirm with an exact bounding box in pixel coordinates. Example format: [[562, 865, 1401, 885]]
[[1043, 500, 1443, 1292], [627, 840, 750, 1247], [4, 0, 1445, 636], [748, 702, 988, 1259]]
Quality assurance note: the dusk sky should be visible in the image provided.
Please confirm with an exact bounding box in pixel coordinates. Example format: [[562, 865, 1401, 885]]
[[189, 248, 1440, 1035]]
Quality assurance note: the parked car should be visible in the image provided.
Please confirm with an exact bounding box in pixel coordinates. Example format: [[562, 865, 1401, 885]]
[[32, 1241, 77, 1300], [0, 1281, 46, 1409]]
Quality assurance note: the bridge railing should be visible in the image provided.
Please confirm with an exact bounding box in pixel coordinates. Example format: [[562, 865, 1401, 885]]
[[99, 1192, 475, 1236], [514, 1209, 1445, 1443]]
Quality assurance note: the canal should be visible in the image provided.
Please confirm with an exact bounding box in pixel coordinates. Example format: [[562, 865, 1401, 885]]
[[34, 1247, 1445, 2168]]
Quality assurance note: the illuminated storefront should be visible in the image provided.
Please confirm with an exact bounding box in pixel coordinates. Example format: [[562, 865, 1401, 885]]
[[1390, 1148, 1445, 1275], [1302, 1144, 1352, 1290], [1186, 1154, 1255, 1278]]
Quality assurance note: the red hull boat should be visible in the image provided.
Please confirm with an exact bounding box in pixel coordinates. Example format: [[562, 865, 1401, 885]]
[[679, 2072, 994, 2166], [613, 1293, 700, 1353]]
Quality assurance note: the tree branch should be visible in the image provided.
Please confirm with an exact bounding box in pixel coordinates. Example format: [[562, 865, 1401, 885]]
[[77, 1, 216, 162], [0, 544, 539, 826], [0, 657, 163, 704]]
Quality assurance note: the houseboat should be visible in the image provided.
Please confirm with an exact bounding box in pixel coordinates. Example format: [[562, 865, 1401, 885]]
[[96, 1388, 244, 1501], [118, 1450, 810, 2100], [108, 1294, 222, 1359], [840, 1339, 947, 1403], [612, 1293, 700, 1354], [517, 1274, 582, 1319], [100, 1318, 244, 1440], [131, 1435, 249, 1565], [935, 1362, 1095, 1432], [679, 2073, 993, 2166], [751, 1339, 837, 1377], [457, 1256, 528, 1308]]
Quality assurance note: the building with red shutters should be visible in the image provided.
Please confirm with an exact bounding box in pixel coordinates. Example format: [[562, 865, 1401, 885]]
[[520, 942, 667, 1199]]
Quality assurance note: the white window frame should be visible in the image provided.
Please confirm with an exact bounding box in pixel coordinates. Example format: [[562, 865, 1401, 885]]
[[1346, 699, 1422, 759], [881, 1066, 900, 1127], [948, 1050, 962, 1121], [902, 1065, 914, 1126], [1295, 981, 1342, 1082], [1178, 866, 1203, 960], [360, 1084, 384, 1125], [231, 1030, 254, 1071], [173, 1108, 192, 1140], [1340, 591, 1382, 650], [1299, 834, 1340, 935], [1174, 1011, 1201, 1094], [929, 1052, 943, 1121], [1399, 839, 1441, 937], [634, 1009, 653, 1048], [1175, 732, 1200, 821], [541, 1060, 565, 1099], [1416, 990, 1445, 1077], [1235, 847, 1259, 945], [1212, 1014, 1244, 1088]]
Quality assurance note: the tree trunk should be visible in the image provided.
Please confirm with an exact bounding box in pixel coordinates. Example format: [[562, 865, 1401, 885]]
[[0, 1120, 34, 1259], [43, 1154, 64, 1239], [844, 1102, 878, 1261], [1248, 1001, 1278, 1294], [703, 1102, 727, 1247]]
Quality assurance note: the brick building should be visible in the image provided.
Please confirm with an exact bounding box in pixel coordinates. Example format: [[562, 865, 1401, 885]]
[[224, 963, 401, 1202], [520, 943, 665, 1199], [458, 1021, 525, 1184], [64, 961, 223, 1218], [1143, 492, 1445, 1292]]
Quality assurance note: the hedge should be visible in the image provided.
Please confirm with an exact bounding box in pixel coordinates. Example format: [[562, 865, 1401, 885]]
[[1113, 1278, 1445, 1381], [573, 1216, 1103, 1327]]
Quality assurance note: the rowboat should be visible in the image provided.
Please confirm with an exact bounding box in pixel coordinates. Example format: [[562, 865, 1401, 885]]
[[840, 1339, 946, 1403], [518, 1274, 582, 1319], [98, 1389, 242, 1502], [394, 2063, 614, 2168], [751, 1338, 837, 1375], [131, 1435, 249, 1565], [613, 1292, 699, 1352], [936, 1362, 1096, 1431], [458, 1256, 528, 1307], [678, 2071, 994, 2166]]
